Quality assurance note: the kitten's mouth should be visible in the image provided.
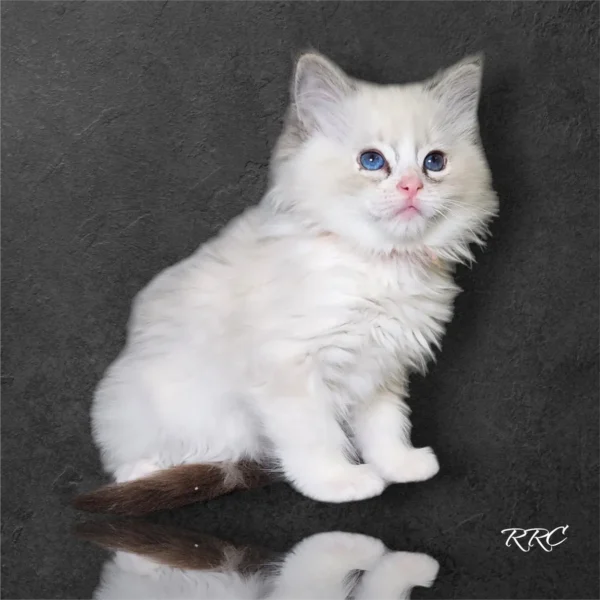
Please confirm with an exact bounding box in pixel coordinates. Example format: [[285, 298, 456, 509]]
[[393, 205, 422, 220]]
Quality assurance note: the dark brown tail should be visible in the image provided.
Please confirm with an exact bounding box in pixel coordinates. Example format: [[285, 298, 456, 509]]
[[75, 520, 276, 572], [72, 461, 271, 516]]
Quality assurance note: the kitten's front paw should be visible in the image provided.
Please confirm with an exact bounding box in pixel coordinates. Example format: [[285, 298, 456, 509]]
[[376, 447, 439, 483], [296, 464, 386, 503]]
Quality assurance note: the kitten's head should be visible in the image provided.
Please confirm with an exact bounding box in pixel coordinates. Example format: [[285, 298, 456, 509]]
[[270, 52, 498, 260]]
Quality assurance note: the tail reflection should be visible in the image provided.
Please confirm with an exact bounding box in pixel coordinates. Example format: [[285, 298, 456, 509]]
[[77, 521, 438, 599]]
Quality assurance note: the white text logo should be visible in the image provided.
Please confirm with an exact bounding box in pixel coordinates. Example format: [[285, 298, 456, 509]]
[[501, 526, 568, 552]]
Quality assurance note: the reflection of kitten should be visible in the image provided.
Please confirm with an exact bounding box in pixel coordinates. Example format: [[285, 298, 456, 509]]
[[78, 521, 276, 600], [76, 52, 498, 515], [267, 532, 439, 600], [80, 523, 439, 600]]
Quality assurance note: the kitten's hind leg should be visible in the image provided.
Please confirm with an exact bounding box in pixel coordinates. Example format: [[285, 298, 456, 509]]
[[257, 380, 385, 503], [114, 460, 160, 483], [354, 390, 439, 484]]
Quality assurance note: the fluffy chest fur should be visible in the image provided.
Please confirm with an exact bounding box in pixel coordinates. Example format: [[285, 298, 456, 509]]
[[277, 237, 460, 399], [165, 212, 460, 403], [331, 251, 459, 377]]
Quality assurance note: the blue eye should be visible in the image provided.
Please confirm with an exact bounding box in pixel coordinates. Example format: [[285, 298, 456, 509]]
[[423, 151, 446, 172], [359, 150, 387, 171]]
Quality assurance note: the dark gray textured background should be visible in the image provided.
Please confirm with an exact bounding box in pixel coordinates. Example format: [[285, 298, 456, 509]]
[[2, 2, 598, 599]]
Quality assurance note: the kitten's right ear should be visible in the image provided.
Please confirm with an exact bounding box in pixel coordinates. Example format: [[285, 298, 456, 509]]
[[292, 52, 354, 139], [426, 53, 484, 138]]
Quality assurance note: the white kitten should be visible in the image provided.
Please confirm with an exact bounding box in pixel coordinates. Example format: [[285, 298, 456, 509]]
[[75, 52, 498, 514], [87, 525, 439, 600]]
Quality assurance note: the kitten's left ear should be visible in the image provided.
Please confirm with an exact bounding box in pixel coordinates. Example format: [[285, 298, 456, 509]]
[[292, 52, 354, 139], [427, 54, 484, 137]]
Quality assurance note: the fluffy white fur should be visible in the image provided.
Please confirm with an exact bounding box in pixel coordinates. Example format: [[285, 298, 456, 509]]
[[92, 52, 498, 502], [95, 531, 439, 600]]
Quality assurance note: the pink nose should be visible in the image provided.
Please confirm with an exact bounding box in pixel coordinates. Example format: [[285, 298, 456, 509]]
[[396, 174, 424, 199]]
